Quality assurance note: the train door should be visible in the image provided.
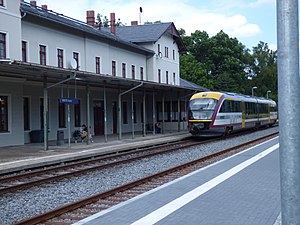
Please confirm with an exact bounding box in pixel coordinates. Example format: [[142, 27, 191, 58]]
[[93, 100, 104, 135], [242, 101, 245, 128]]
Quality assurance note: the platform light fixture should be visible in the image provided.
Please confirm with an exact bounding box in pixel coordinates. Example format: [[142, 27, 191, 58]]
[[267, 90, 271, 99], [252, 86, 257, 96]]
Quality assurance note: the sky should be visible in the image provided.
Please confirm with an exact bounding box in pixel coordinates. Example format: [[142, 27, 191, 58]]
[[35, 0, 277, 50]]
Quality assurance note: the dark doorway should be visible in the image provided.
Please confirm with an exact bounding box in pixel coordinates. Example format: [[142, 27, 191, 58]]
[[112, 101, 117, 134], [93, 100, 104, 135]]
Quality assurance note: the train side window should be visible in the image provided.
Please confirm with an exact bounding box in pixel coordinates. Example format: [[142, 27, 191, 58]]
[[220, 100, 230, 113]]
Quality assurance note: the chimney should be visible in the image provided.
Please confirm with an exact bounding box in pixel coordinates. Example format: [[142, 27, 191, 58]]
[[110, 12, 116, 35], [41, 5, 48, 10], [86, 10, 95, 26], [30, 1, 36, 6], [131, 21, 138, 26]]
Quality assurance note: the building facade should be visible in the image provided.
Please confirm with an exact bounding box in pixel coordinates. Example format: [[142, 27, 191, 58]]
[[0, 0, 206, 148]]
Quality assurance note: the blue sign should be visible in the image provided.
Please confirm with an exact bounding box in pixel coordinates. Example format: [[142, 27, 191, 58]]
[[59, 98, 79, 104]]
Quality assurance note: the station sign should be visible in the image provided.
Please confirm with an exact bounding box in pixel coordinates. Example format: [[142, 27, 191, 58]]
[[59, 98, 79, 104]]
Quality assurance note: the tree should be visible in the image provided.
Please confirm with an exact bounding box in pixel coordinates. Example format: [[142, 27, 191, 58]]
[[180, 30, 250, 93], [248, 41, 277, 101]]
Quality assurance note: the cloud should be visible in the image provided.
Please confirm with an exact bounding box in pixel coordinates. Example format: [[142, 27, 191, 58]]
[[35, 0, 261, 40]]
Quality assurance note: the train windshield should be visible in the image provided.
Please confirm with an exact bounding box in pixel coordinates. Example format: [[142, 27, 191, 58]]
[[189, 98, 218, 120]]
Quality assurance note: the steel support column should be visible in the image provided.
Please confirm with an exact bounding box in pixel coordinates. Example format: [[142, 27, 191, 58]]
[[152, 91, 156, 135], [277, 1, 300, 224], [86, 85, 90, 145], [104, 84, 108, 142], [43, 77, 48, 151]]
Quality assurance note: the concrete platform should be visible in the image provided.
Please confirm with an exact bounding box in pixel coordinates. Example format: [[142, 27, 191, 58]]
[[74, 136, 281, 225], [0, 131, 191, 175]]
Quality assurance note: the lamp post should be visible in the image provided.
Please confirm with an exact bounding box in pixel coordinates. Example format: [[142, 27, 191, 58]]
[[267, 90, 271, 99], [252, 86, 257, 96]]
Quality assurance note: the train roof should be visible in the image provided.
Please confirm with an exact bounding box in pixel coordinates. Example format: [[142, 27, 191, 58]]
[[190, 91, 276, 105]]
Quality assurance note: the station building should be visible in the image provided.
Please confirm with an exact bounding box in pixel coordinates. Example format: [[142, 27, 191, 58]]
[[0, 0, 207, 148]]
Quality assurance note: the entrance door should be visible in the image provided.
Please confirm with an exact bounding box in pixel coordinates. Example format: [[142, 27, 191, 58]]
[[112, 101, 117, 134], [93, 100, 104, 135]]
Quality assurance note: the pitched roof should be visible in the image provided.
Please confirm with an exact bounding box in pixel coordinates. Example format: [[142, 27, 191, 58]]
[[114, 23, 187, 53], [180, 78, 209, 91], [20, 2, 154, 56]]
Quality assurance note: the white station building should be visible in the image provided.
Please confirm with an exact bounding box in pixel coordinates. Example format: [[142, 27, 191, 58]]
[[0, 0, 207, 148]]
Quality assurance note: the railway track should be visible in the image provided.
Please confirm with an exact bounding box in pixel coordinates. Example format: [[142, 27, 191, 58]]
[[0, 139, 203, 195], [13, 132, 278, 225]]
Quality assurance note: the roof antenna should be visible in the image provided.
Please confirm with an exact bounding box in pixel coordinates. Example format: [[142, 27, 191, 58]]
[[139, 7, 142, 25]]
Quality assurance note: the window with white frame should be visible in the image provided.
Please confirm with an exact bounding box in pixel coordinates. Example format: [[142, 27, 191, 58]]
[[96, 57, 100, 74], [112, 61, 116, 76], [39, 45, 46, 65], [173, 72, 176, 85], [158, 69, 161, 83], [140, 67, 144, 81], [122, 63, 126, 78], [166, 71, 169, 84], [131, 65, 135, 79], [165, 47, 169, 58], [0, 33, 6, 59], [73, 52, 79, 70], [57, 49, 63, 68], [22, 41, 27, 62]]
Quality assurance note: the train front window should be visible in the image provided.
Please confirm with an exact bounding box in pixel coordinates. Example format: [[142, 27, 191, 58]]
[[189, 98, 217, 120]]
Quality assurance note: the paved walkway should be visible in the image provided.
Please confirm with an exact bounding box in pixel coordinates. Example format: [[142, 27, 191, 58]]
[[75, 136, 281, 225]]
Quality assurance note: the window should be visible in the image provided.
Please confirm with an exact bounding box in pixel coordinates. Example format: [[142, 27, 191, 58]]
[[74, 100, 81, 127], [140, 67, 144, 81], [122, 63, 126, 78], [122, 101, 128, 124], [112, 61, 116, 76], [173, 49, 175, 60], [131, 65, 135, 79], [157, 44, 160, 54], [58, 100, 66, 128], [22, 41, 27, 62], [73, 52, 79, 70], [0, 33, 6, 59], [156, 101, 171, 122], [173, 73, 176, 85], [23, 97, 30, 131], [166, 71, 169, 84], [39, 45, 46, 65], [0, 96, 8, 132], [0, 0, 4, 6], [133, 102, 137, 123], [158, 69, 161, 83], [96, 57, 100, 74], [57, 49, 63, 68], [165, 47, 169, 58]]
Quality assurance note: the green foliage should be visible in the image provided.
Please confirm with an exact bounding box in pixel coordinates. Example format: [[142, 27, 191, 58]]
[[179, 30, 277, 102]]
